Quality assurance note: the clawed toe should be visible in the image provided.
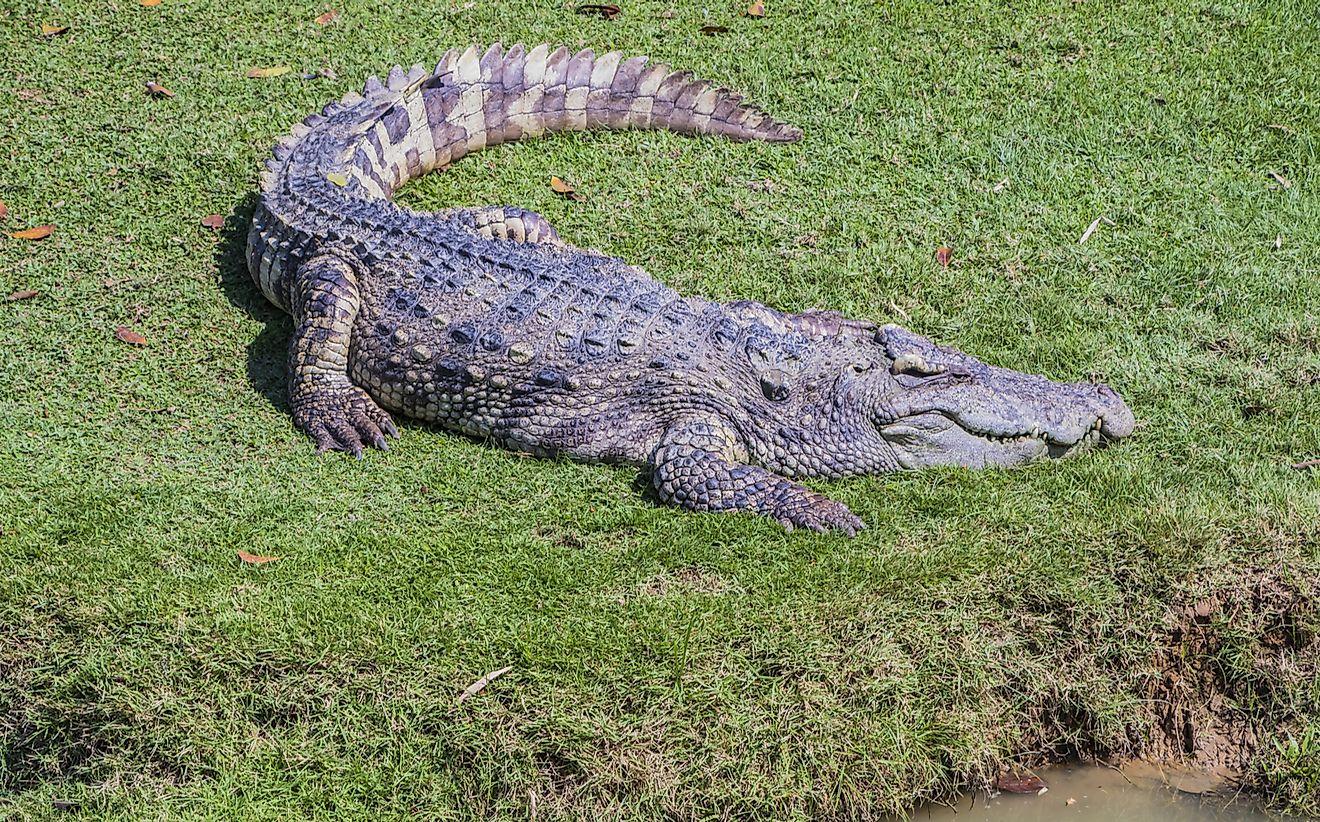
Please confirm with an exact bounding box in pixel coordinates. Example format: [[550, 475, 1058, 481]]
[[292, 380, 396, 458], [773, 495, 865, 537]]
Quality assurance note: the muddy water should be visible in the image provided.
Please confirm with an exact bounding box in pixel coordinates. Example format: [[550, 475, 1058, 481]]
[[912, 764, 1285, 821]]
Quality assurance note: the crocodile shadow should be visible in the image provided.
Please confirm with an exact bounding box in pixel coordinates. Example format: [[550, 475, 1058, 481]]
[[213, 193, 291, 415]]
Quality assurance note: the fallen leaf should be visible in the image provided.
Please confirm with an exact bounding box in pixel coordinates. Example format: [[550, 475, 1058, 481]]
[[315, 9, 339, 24], [657, 8, 675, 18], [302, 66, 338, 80], [700, 24, 730, 34], [457, 665, 513, 703], [6, 290, 39, 301], [935, 246, 953, 267], [7, 224, 54, 240], [200, 214, 225, 230], [991, 177, 1009, 193], [237, 548, 281, 565], [247, 65, 292, 79], [115, 326, 147, 346], [550, 175, 586, 202], [1292, 458, 1320, 470], [140, 0, 161, 6], [1077, 214, 1114, 244], [576, 3, 621, 20], [41, 23, 69, 37], [326, 171, 349, 187], [0, 202, 8, 221], [145, 81, 175, 98], [1265, 123, 1294, 135], [746, 1, 766, 17], [1268, 170, 1291, 189], [995, 773, 1047, 794]]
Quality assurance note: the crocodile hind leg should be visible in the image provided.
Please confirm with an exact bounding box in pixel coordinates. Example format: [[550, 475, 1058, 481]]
[[449, 206, 563, 245], [287, 253, 398, 457], [650, 419, 865, 536]]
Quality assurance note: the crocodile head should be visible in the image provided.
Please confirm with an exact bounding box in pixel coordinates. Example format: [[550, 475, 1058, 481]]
[[859, 323, 1135, 470]]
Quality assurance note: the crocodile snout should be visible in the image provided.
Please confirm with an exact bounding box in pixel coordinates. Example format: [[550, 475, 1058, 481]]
[[1094, 384, 1135, 440]]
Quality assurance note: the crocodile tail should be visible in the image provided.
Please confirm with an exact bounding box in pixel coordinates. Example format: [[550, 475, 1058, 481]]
[[263, 44, 802, 199], [432, 42, 805, 147]]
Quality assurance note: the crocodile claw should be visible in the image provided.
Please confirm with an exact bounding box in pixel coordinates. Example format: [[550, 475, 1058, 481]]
[[291, 380, 396, 458], [773, 494, 865, 537]]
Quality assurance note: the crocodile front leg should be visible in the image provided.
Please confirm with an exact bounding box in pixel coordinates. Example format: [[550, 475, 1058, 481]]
[[287, 252, 398, 457], [650, 419, 865, 536]]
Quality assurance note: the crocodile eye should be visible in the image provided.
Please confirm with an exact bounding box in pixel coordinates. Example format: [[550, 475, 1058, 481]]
[[760, 370, 790, 402], [890, 353, 945, 377]]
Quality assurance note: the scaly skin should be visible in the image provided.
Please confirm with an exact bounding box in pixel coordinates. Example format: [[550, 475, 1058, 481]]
[[247, 43, 1135, 534]]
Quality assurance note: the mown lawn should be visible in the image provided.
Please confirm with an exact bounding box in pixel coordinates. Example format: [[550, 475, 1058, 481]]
[[2, 0, 1319, 818]]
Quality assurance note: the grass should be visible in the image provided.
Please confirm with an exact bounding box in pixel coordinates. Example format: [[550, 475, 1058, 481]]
[[2, 0, 1319, 818]]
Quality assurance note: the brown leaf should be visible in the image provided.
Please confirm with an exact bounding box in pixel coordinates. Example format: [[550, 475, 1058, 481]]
[[6, 290, 39, 301], [237, 549, 281, 565], [550, 176, 586, 202], [995, 773, 1046, 794], [0, 202, 8, 221], [746, 1, 766, 16], [41, 23, 69, 37], [315, 9, 339, 24], [700, 24, 730, 34], [200, 214, 225, 230], [247, 65, 292, 79], [576, 3, 621, 19], [115, 326, 147, 346], [145, 81, 175, 98], [140, 0, 161, 6], [935, 246, 953, 267], [7, 224, 54, 240], [16, 88, 54, 105]]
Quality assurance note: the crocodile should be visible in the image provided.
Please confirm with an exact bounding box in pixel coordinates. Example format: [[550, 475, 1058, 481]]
[[247, 43, 1135, 535]]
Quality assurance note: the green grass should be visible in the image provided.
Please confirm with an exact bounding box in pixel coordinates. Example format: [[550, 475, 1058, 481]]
[[2, 0, 1319, 818]]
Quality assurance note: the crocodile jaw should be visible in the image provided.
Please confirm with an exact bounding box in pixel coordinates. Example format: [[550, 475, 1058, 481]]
[[869, 324, 1135, 471], [880, 410, 1111, 470]]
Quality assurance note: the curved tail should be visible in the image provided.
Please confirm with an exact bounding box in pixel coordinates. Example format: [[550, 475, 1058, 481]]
[[260, 43, 803, 199]]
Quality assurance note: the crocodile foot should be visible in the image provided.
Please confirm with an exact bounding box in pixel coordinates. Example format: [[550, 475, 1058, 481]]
[[771, 492, 865, 536], [291, 378, 398, 458]]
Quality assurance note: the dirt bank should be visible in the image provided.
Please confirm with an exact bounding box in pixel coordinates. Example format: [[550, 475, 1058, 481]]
[[993, 565, 1318, 810]]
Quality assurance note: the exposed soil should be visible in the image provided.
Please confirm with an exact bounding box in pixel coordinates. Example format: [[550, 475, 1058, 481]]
[[1117, 566, 1316, 796]]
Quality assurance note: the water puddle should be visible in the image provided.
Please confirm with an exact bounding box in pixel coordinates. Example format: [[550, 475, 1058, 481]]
[[911, 763, 1286, 821]]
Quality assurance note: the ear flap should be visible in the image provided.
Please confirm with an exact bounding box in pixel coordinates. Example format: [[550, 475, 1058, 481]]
[[727, 300, 876, 340]]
